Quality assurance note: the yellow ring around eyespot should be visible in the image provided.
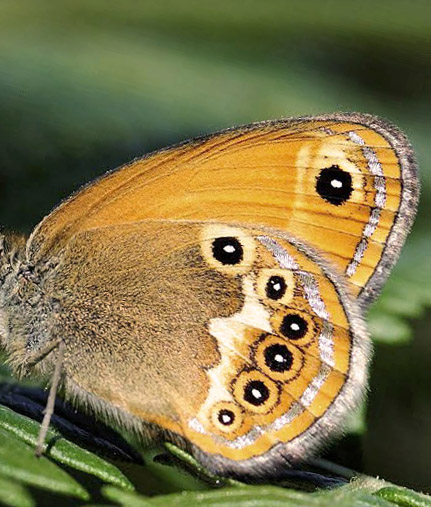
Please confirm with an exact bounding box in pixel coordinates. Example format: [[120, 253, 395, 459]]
[[253, 334, 304, 383], [232, 369, 280, 415], [200, 224, 256, 275], [209, 400, 245, 435], [270, 308, 319, 348], [255, 268, 295, 305]]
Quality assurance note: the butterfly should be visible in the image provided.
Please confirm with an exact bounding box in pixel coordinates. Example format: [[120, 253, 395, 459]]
[[0, 113, 419, 479]]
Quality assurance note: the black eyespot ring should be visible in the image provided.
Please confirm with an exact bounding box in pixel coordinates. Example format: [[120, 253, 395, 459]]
[[264, 343, 293, 372], [218, 409, 235, 426], [316, 165, 353, 206], [265, 275, 287, 300], [212, 237, 243, 265], [280, 314, 308, 340], [243, 380, 269, 406]]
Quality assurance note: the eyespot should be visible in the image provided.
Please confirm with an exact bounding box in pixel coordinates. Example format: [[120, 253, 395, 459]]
[[256, 268, 295, 305], [270, 309, 318, 347], [201, 224, 255, 274], [210, 401, 244, 434], [266, 276, 286, 300], [233, 369, 280, 414], [218, 409, 235, 426], [264, 343, 292, 372], [244, 380, 269, 406], [212, 237, 243, 265], [316, 165, 353, 205], [280, 313, 308, 340], [253, 334, 304, 382]]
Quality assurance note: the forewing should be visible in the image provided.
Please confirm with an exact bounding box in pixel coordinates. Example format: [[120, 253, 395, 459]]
[[28, 113, 418, 305]]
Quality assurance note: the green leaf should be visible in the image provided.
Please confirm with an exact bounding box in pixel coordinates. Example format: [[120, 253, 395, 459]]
[[137, 448, 210, 495], [368, 312, 412, 345], [162, 443, 243, 488], [0, 404, 134, 490], [103, 486, 154, 506], [0, 427, 89, 500], [101, 467, 431, 507], [375, 487, 431, 507], [369, 234, 431, 345], [0, 473, 35, 507], [103, 481, 399, 507]]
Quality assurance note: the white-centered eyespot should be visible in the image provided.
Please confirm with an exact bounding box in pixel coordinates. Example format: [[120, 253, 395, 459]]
[[209, 401, 245, 435], [201, 224, 256, 274], [232, 369, 280, 414], [253, 333, 304, 382], [256, 268, 295, 305], [270, 308, 319, 348]]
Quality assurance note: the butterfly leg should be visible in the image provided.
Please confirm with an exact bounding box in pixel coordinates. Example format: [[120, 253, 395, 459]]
[[34, 340, 65, 457], [24, 337, 62, 372]]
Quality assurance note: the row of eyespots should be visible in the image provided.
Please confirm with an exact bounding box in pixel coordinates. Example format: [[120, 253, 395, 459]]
[[209, 236, 312, 344], [205, 166, 352, 432], [210, 310, 312, 430], [210, 237, 313, 348], [212, 336, 306, 431], [207, 234, 313, 430]]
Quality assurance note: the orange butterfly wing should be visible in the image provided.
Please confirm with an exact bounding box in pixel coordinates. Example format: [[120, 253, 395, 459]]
[[27, 113, 418, 304], [38, 219, 370, 477]]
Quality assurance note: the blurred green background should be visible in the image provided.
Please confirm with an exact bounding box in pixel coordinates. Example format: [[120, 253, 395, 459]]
[[0, 0, 430, 494]]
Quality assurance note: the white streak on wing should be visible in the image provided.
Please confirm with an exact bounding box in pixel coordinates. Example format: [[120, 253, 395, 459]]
[[195, 277, 271, 422], [188, 418, 206, 434], [346, 130, 387, 276], [318, 321, 335, 367], [300, 364, 331, 407], [297, 272, 329, 321]]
